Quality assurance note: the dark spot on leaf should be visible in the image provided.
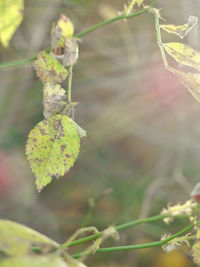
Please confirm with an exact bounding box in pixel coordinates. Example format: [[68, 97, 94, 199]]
[[50, 138, 54, 142], [39, 127, 46, 135], [65, 154, 70, 158], [35, 158, 43, 163], [60, 145, 66, 152]]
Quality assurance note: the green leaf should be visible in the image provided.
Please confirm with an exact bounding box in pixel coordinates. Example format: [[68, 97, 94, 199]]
[[0, 0, 24, 47], [160, 16, 198, 39], [0, 219, 58, 256], [26, 114, 80, 192], [34, 51, 68, 84], [43, 83, 66, 119], [163, 42, 200, 71], [175, 70, 200, 102], [0, 255, 67, 267]]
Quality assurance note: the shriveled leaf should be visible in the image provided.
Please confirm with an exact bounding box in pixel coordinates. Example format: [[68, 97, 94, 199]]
[[175, 70, 200, 102], [51, 38, 79, 67], [43, 83, 66, 119], [160, 16, 198, 39], [34, 51, 68, 83], [73, 121, 87, 140], [26, 114, 80, 192], [51, 14, 74, 49], [0, 255, 68, 267], [0, 0, 24, 47], [0, 219, 58, 256], [163, 42, 200, 71], [136, 0, 144, 7], [192, 229, 200, 265], [63, 38, 79, 66]]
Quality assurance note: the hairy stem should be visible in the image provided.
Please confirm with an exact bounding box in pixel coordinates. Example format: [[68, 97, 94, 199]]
[[0, 0, 158, 70], [65, 213, 176, 248], [72, 222, 198, 258]]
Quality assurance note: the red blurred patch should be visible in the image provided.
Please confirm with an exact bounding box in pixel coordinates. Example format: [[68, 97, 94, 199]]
[[0, 152, 16, 198]]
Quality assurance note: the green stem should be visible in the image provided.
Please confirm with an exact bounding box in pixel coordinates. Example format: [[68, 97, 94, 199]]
[[0, 56, 36, 70], [67, 65, 73, 103], [32, 213, 169, 252], [0, 0, 158, 70], [65, 214, 170, 248], [72, 222, 198, 259], [151, 6, 174, 73]]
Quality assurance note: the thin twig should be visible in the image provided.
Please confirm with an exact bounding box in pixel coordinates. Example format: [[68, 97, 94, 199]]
[[0, 0, 158, 70], [72, 222, 198, 258]]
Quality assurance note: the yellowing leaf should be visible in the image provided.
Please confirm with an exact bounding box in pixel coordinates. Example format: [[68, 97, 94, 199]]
[[26, 114, 80, 192], [160, 16, 198, 39], [175, 70, 200, 102], [0, 255, 67, 267], [136, 0, 144, 7], [163, 42, 200, 71], [0, 0, 24, 47], [34, 51, 68, 84], [57, 14, 74, 38], [43, 83, 66, 119], [51, 14, 74, 49], [0, 219, 58, 256]]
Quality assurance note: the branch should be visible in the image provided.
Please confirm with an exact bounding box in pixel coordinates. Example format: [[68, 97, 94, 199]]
[[72, 222, 198, 259], [0, 0, 158, 70], [66, 213, 169, 248]]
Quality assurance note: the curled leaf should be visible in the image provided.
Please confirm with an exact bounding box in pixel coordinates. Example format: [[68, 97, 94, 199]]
[[192, 229, 200, 266], [34, 51, 68, 83], [26, 114, 80, 192], [51, 38, 79, 67], [161, 233, 191, 253], [63, 38, 79, 66], [175, 70, 200, 102], [163, 42, 200, 71], [0, 219, 58, 256], [160, 16, 198, 39], [43, 83, 66, 119], [51, 14, 74, 50], [0, 0, 24, 47]]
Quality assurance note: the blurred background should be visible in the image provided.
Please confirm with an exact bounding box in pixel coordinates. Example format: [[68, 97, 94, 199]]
[[0, 0, 200, 266]]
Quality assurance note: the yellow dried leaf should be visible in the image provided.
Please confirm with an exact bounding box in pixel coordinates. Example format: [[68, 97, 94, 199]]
[[175, 70, 200, 102], [160, 16, 198, 39], [192, 229, 200, 265], [163, 42, 200, 71]]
